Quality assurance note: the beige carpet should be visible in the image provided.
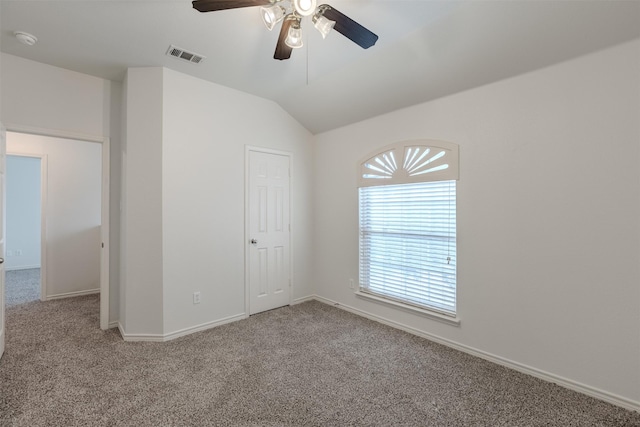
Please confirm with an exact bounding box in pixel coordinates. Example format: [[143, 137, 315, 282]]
[[5, 268, 40, 307], [0, 295, 638, 426]]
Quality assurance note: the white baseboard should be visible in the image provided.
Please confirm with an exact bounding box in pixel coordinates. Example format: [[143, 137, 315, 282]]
[[292, 295, 315, 305], [46, 288, 99, 300], [118, 313, 246, 342], [117, 299, 316, 342], [5, 265, 40, 272], [118, 296, 315, 342], [118, 323, 163, 342], [0, 329, 5, 358], [313, 294, 640, 413], [108, 321, 119, 329]]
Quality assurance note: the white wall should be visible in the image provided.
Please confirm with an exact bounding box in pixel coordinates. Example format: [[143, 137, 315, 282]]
[[120, 68, 164, 336], [7, 133, 102, 298], [312, 39, 640, 408], [0, 53, 121, 321], [119, 74, 129, 331], [120, 67, 314, 337], [5, 155, 41, 270], [1, 54, 110, 137], [161, 68, 314, 334], [108, 79, 122, 326]]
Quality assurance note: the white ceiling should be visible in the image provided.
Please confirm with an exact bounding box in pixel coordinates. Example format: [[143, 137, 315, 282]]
[[1, 0, 639, 134]]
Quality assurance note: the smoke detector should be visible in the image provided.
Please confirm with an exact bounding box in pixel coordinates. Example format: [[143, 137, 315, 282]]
[[14, 31, 38, 46]]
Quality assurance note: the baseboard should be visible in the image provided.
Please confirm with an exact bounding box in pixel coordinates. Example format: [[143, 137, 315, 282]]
[[118, 323, 164, 342], [313, 295, 640, 413], [118, 313, 246, 342], [0, 329, 5, 359], [118, 297, 318, 342], [292, 295, 315, 305], [5, 265, 40, 271], [163, 313, 246, 341], [108, 321, 119, 329], [46, 288, 100, 300]]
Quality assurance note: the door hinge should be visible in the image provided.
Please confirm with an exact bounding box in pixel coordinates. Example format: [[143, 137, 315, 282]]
[[101, 242, 104, 248]]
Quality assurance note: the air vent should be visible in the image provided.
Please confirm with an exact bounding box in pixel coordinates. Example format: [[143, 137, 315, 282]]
[[166, 45, 206, 64]]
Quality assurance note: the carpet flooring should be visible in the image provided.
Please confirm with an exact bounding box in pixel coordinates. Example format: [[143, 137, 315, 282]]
[[5, 268, 40, 307], [0, 295, 638, 426]]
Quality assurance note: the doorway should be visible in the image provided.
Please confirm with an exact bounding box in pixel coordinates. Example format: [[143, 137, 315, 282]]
[[3, 129, 110, 329], [5, 154, 44, 306], [245, 148, 292, 315]]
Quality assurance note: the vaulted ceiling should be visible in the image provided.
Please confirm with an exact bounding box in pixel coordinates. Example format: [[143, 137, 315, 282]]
[[1, 0, 639, 134]]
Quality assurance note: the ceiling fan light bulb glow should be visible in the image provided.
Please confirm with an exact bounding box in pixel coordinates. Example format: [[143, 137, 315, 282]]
[[285, 25, 304, 49], [260, 5, 286, 31], [313, 15, 335, 39], [293, 0, 317, 16]]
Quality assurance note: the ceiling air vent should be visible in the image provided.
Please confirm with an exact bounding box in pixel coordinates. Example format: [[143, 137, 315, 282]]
[[166, 45, 205, 64]]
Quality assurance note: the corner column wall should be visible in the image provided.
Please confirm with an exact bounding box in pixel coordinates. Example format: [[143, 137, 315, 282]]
[[120, 68, 164, 337]]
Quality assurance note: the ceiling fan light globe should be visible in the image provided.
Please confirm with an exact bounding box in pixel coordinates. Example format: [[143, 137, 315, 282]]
[[285, 25, 304, 49], [293, 0, 317, 16], [260, 5, 286, 31], [313, 15, 335, 39]]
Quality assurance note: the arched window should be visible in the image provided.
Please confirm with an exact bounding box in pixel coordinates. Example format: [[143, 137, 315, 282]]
[[358, 140, 459, 316]]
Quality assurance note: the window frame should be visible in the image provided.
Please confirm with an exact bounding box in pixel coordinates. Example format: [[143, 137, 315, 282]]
[[357, 140, 460, 324]]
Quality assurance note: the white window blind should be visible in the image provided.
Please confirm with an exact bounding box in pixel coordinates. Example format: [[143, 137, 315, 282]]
[[359, 180, 457, 315]]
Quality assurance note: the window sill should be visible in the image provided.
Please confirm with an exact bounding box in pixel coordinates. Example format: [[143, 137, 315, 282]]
[[354, 291, 461, 327]]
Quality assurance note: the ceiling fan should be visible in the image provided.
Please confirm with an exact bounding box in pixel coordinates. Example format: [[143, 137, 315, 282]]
[[192, 0, 379, 60]]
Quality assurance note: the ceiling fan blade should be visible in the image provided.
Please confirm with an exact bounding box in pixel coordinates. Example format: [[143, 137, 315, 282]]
[[274, 17, 293, 60], [321, 5, 378, 49], [192, 0, 271, 13]]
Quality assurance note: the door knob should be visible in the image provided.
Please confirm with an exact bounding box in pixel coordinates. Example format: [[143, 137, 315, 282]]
[[250, 239, 258, 245], [0, 257, 3, 264]]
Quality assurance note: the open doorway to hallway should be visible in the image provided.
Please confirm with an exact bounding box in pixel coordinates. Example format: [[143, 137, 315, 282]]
[[5, 133, 102, 307], [5, 154, 42, 306]]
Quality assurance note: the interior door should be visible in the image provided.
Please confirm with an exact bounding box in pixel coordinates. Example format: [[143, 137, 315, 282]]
[[248, 150, 291, 315], [0, 125, 6, 359]]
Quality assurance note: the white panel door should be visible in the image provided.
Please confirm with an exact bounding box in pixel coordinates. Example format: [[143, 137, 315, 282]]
[[248, 151, 290, 315], [0, 125, 6, 359]]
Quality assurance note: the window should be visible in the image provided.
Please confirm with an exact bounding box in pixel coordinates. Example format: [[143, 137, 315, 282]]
[[358, 140, 459, 317]]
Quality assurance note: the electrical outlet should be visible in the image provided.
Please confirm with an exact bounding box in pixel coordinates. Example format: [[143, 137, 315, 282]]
[[6, 250, 13, 257], [349, 279, 355, 289], [16, 250, 23, 256], [193, 291, 201, 304]]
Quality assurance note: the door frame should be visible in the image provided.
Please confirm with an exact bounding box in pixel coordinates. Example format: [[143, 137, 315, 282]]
[[5, 153, 48, 301], [244, 146, 293, 317], [4, 124, 110, 330], [1, 123, 6, 359]]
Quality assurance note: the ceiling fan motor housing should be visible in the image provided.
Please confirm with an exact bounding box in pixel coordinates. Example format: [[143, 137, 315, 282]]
[[293, 0, 317, 16]]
